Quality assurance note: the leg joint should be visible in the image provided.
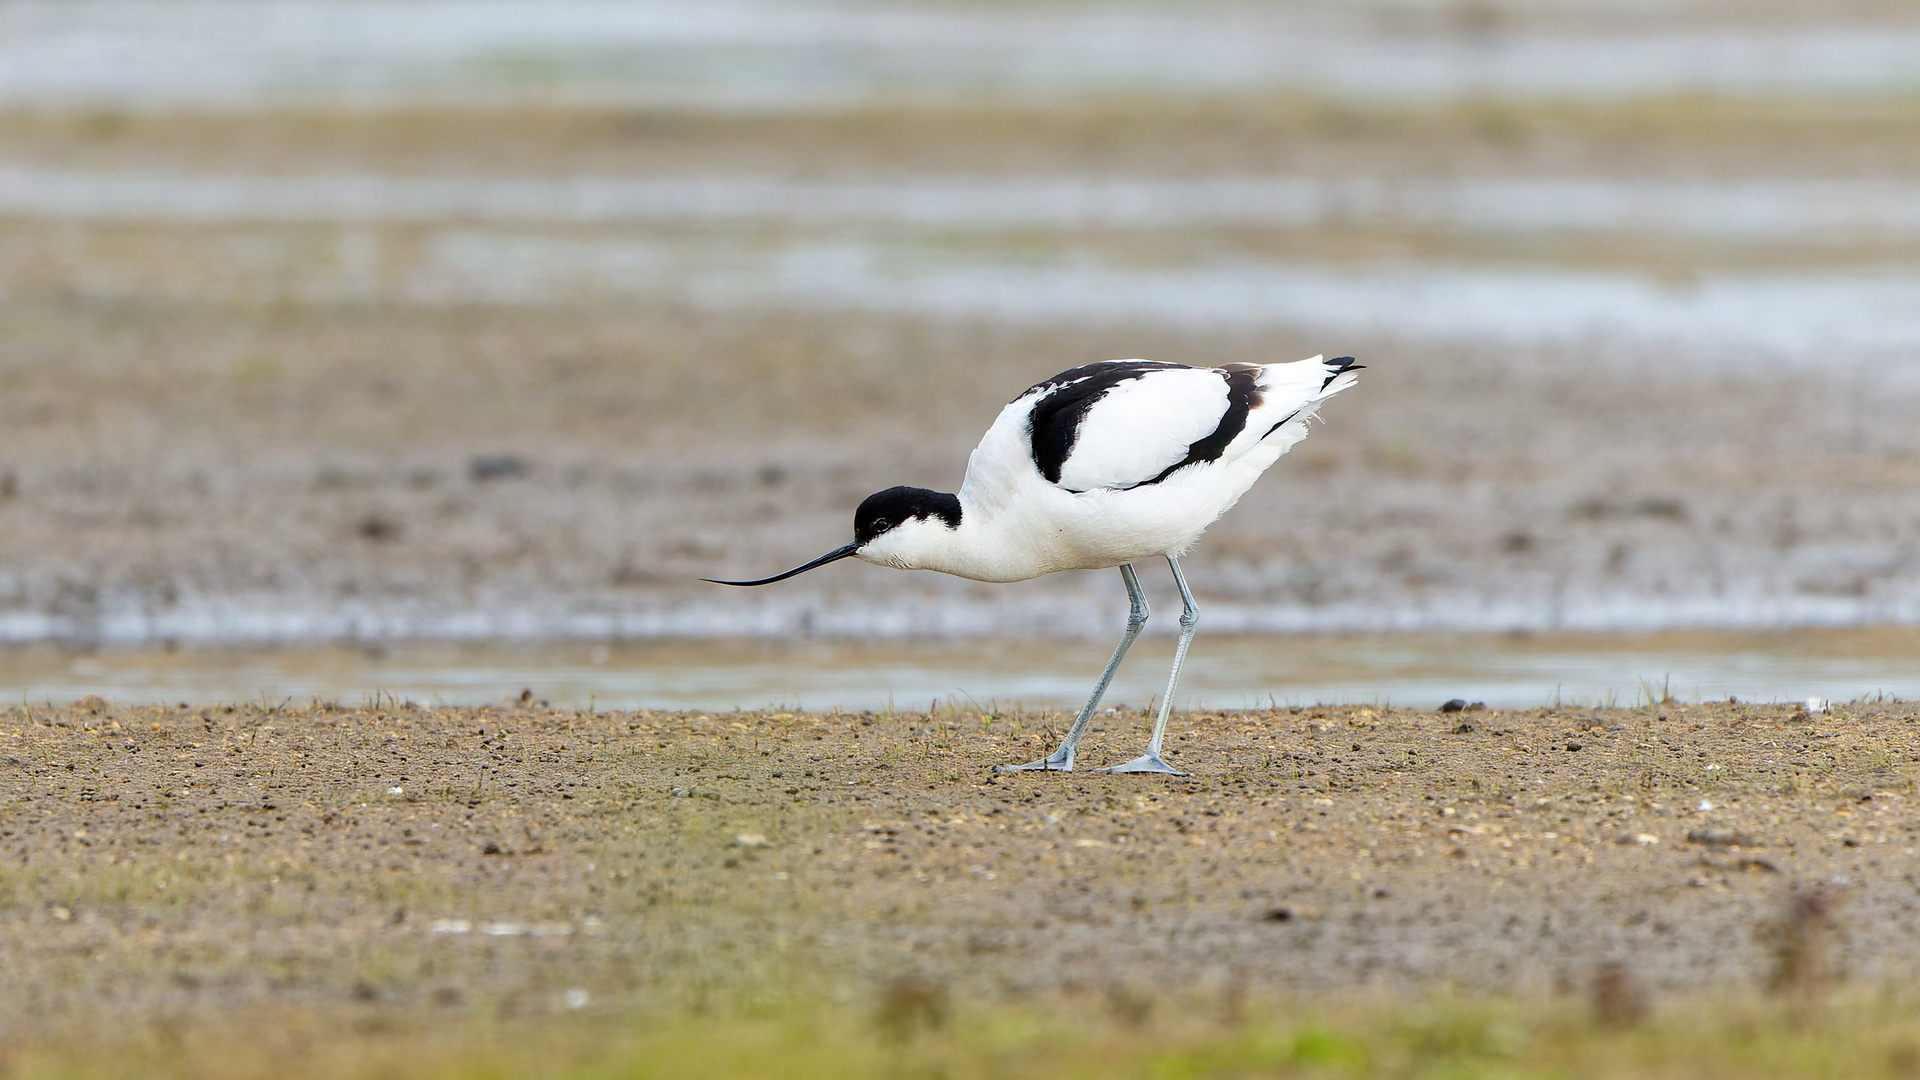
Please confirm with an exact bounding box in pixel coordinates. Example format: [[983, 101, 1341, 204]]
[[1178, 607, 1199, 631]]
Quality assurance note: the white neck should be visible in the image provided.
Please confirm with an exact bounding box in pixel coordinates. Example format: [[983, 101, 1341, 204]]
[[857, 491, 1070, 584]]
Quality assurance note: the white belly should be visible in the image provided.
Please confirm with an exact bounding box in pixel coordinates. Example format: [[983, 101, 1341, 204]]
[[937, 446, 1279, 582]]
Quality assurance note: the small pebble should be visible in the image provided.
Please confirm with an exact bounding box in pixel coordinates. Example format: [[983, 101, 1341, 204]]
[[1687, 826, 1752, 847]]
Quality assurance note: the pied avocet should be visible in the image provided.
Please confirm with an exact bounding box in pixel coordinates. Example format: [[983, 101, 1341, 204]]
[[709, 354, 1362, 775]]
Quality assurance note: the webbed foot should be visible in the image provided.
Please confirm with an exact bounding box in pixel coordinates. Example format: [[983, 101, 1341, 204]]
[[1097, 753, 1184, 776], [995, 755, 1073, 774]]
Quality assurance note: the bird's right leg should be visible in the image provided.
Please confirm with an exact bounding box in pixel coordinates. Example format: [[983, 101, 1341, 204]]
[[996, 563, 1148, 773]]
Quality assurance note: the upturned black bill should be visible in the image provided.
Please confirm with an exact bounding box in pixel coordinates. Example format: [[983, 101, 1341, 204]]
[[703, 543, 859, 586]]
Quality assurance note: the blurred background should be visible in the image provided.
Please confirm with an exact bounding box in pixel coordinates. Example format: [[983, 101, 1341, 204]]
[[3, 0, 1920, 709]]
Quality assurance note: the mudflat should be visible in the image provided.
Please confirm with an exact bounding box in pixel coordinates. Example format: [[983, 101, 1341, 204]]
[[4, 97, 1920, 643], [4, 695, 1918, 1075]]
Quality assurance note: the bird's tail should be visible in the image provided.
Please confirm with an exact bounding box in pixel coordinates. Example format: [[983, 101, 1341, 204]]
[[1243, 354, 1362, 454]]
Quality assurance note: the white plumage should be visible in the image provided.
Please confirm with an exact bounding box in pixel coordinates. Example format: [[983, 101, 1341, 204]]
[[710, 353, 1361, 774], [910, 355, 1358, 581], [1049, 368, 1229, 492]]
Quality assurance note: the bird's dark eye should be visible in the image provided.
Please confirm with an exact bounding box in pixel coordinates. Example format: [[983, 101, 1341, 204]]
[[871, 518, 892, 532]]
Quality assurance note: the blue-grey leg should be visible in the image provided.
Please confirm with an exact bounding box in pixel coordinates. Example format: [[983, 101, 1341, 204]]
[[996, 564, 1149, 773], [1101, 555, 1197, 775]]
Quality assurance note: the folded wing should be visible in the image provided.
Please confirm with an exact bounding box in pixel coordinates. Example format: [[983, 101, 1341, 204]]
[[1044, 365, 1248, 492], [1004, 355, 1359, 496]]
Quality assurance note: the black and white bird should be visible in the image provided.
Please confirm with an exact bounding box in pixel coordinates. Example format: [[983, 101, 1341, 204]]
[[708, 354, 1362, 775]]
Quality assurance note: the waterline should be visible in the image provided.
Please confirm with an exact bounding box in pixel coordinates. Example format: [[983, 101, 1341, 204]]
[[10, 630, 1919, 713]]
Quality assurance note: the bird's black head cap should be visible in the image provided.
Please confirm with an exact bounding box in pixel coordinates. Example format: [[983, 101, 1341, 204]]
[[855, 486, 961, 545], [704, 485, 961, 587]]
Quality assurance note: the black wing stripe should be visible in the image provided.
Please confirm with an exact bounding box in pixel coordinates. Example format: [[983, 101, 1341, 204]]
[[1025, 361, 1182, 485], [1261, 408, 1304, 440], [1127, 364, 1264, 490]]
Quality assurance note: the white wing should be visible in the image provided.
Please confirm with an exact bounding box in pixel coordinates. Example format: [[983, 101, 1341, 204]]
[[963, 355, 1360, 506], [1054, 367, 1230, 492]]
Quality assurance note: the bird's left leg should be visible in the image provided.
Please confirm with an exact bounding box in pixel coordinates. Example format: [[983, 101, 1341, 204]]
[[1100, 554, 1196, 775], [997, 563, 1148, 773]]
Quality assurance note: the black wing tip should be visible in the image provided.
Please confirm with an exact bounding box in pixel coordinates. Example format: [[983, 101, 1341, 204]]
[[1321, 355, 1363, 389]]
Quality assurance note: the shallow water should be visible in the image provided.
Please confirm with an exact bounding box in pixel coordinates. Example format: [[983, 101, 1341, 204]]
[[9, 214, 1916, 367], [11, 170, 1920, 241], [3, 1, 1918, 107], [15, 163, 1920, 364], [9, 629, 1918, 712], [421, 233, 1920, 364]]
